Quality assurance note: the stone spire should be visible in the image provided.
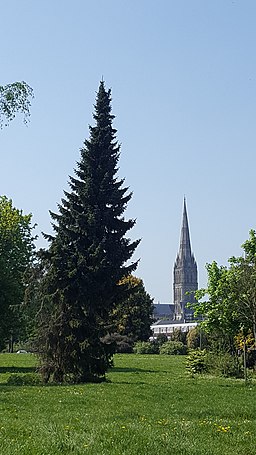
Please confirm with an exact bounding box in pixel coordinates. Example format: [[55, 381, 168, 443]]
[[177, 197, 193, 263], [173, 198, 198, 321]]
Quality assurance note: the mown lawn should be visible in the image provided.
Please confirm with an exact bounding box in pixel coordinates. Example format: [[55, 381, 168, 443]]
[[0, 353, 255, 455]]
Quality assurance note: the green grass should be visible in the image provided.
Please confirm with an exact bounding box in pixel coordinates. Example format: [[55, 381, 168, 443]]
[[0, 353, 255, 454]]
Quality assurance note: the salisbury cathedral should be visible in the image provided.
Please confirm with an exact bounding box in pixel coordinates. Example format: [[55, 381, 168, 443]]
[[152, 198, 198, 335], [173, 198, 198, 321]]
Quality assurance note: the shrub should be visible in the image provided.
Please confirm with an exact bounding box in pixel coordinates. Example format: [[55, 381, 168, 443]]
[[187, 350, 243, 379], [160, 341, 187, 355], [186, 349, 208, 376], [101, 333, 134, 354], [156, 333, 168, 345], [134, 341, 159, 354], [207, 352, 243, 378], [169, 328, 187, 344]]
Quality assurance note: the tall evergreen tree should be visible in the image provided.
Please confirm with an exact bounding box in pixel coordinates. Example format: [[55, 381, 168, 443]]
[[38, 81, 139, 383]]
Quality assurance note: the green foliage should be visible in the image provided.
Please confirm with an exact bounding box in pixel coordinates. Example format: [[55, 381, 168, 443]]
[[242, 229, 256, 261], [186, 327, 208, 349], [192, 231, 256, 354], [111, 275, 154, 342], [186, 349, 243, 378], [133, 341, 159, 354], [169, 328, 187, 344], [187, 327, 200, 349], [159, 341, 187, 355], [0, 196, 36, 349], [0, 81, 33, 127], [186, 349, 208, 376], [101, 333, 134, 353], [0, 196, 35, 271], [37, 82, 139, 383], [155, 333, 168, 345], [206, 352, 243, 378], [23, 258, 45, 345], [193, 261, 241, 344]]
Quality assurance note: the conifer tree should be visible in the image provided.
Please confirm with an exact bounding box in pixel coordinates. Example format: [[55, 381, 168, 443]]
[[38, 82, 139, 383]]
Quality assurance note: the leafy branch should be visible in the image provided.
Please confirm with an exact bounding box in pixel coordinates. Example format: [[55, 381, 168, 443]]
[[0, 81, 34, 128]]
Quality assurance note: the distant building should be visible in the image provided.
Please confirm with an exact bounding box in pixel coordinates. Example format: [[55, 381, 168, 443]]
[[173, 198, 198, 321], [152, 198, 198, 334], [153, 303, 174, 320], [151, 319, 197, 338]]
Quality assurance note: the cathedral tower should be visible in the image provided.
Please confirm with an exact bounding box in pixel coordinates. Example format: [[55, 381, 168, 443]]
[[173, 198, 198, 321]]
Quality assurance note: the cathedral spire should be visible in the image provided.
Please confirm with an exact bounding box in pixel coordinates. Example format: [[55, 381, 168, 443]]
[[173, 198, 198, 321], [177, 197, 192, 262]]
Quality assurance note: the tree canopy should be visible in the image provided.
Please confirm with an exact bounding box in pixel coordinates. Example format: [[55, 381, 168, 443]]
[[111, 275, 154, 342], [193, 230, 256, 351], [0, 196, 35, 350]]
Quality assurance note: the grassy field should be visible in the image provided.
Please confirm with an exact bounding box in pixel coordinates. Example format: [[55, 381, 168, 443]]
[[0, 353, 255, 455]]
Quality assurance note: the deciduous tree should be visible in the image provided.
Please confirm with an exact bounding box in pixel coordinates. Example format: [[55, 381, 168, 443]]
[[0, 81, 33, 127], [193, 231, 256, 352], [111, 275, 154, 341], [0, 196, 35, 350]]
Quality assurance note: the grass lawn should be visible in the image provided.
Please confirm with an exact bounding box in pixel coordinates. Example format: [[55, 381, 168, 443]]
[[0, 353, 255, 455]]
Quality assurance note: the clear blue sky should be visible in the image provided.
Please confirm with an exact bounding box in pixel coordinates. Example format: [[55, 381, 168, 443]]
[[1, 0, 256, 302]]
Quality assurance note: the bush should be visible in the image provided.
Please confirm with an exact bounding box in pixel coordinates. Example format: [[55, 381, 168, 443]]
[[169, 328, 187, 344], [156, 334, 168, 345], [101, 333, 134, 354], [207, 352, 243, 378], [186, 349, 208, 376], [134, 341, 159, 354], [160, 341, 187, 355], [186, 350, 243, 378]]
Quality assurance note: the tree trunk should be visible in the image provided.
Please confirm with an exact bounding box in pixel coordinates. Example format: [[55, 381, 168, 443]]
[[243, 338, 247, 382]]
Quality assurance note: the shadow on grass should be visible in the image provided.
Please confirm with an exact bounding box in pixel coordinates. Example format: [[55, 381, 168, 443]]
[[111, 367, 155, 374], [112, 382, 149, 386], [0, 366, 37, 374]]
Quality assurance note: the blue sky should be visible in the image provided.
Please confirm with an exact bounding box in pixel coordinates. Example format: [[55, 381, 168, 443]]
[[1, 0, 256, 302]]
